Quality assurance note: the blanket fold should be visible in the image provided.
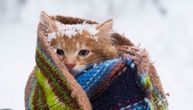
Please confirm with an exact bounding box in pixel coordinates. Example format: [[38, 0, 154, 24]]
[[25, 15, 168, 110]]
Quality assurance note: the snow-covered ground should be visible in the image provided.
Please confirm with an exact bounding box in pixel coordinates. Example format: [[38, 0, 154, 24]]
[[0, 0, 193, 109]]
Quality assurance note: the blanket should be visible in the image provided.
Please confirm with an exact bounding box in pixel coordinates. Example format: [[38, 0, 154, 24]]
[[25, 15, 168, 110]]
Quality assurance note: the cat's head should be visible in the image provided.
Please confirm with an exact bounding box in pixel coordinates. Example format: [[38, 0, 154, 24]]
[[40, 12, 119, 76]]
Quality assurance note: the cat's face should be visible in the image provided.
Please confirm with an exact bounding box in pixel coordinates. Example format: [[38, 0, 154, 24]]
[[50, 32, 118, 76], [40, 12, 118, 76]]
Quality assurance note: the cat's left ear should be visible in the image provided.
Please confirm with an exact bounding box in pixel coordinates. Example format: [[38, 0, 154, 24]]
[[98, 19, 113, 33], [97, 19, 113, 41]]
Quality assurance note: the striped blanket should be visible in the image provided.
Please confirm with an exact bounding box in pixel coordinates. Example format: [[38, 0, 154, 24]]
[[25, 15, 168, 110]]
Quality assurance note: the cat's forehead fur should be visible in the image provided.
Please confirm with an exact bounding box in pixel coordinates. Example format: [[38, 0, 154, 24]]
[[55, 21, 99, 38], [50, 31, 112, 52], [49, 20, 113, 52], [47, 21, 100, 42]]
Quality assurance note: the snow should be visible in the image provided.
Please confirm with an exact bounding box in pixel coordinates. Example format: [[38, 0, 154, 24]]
[[47, 32, 56, 42], [55, 21, 99, 38], [0, 0, 193, 110], [47, 21, 99, 42]]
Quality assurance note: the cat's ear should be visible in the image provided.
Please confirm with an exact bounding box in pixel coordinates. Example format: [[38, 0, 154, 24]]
[[40, 11, 57, 32], [97, 19, 113, 40], [98, 19, 113, 33]]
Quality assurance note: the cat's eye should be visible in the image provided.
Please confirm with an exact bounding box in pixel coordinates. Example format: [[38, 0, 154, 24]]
[[56, 49, 64, 56], [78, 49, 90, 56]]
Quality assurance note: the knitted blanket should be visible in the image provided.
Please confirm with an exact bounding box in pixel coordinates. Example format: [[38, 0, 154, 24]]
[[25, 15, 168, 110]]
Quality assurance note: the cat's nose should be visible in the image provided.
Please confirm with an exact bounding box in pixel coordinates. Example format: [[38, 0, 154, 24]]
[[66, 64, 76, 69]]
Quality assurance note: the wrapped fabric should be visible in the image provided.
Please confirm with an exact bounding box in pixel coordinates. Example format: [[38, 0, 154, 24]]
[[25, 15, 168, 110]]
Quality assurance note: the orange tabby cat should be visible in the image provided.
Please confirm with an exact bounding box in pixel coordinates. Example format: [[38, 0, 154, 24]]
[[40, 12, 118, 76]]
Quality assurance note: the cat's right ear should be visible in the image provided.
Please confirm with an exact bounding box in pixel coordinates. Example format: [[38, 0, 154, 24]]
[[40, 11, 57, 32]]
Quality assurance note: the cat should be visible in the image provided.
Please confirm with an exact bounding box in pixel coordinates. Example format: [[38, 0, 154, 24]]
[[40, 12, 119, 76]]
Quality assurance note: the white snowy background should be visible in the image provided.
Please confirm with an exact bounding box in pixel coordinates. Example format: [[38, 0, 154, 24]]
[[0, 0, 193, 109]]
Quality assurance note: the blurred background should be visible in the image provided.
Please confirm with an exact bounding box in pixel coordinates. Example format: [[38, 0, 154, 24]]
[[0, 0, 193, 109]]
